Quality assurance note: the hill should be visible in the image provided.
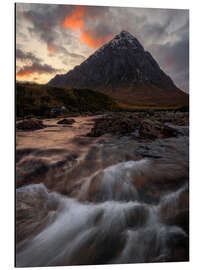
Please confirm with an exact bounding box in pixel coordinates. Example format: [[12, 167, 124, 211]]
[[16, 83, 118, 117]]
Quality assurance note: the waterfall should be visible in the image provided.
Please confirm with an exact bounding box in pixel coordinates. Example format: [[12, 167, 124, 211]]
[[16, 157, 189, 266]]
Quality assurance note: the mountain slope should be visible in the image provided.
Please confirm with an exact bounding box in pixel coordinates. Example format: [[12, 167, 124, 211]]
[[16, 83, 118, 117], [48, 31, 188, 109]]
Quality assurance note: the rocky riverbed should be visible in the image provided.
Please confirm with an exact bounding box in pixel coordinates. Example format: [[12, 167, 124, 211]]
[[16, 111, 189, 266]]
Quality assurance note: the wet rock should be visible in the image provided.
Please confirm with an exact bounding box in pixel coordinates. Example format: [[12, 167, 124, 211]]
[[125, 204, 149, 229], [87, 111, 189, 138], [16, 158, 49, 187], [159, 185, 189, 234], [139, 119, 178, 139], [165, 230, 189, 262], [16, 118, 46, 131], [16, 184, 60, 243], [87, 113, 140, 137], [57, 118, 75, 125]]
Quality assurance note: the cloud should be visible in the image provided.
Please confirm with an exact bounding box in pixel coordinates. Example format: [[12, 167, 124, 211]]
[[16, 48, 41, 63], [16, 47, 64, 78], [16, 62, 63, 77], [48, 44, 85, 60], [61, 5, 114, 48], [80, 29, 113, 49], [20, 4, 88, 62], [47, 45, 56, 54], [148, 24, 189, 92], [62, 6, 84, 30], [16, 3, 189, 91], [20, 4, 74, 51]]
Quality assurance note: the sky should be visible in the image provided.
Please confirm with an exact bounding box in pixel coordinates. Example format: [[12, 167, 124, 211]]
[[16, 3, 189, 92]]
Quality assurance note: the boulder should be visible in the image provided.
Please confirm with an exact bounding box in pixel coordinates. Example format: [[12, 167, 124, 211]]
[[87, 113, 140, 137], [16, 118, 46, 131], [57, 118, 75, 125], [16, 157, 49, 187], [139, 119, 178, 139], [159, 186, 189, 234]]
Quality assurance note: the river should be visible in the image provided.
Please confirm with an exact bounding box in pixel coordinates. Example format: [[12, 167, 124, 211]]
[[16, 115, 189, 266]]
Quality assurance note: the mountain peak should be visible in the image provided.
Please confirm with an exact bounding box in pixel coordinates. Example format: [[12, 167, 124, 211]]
[[47, 30, 188, 109], [117, 30, 134, 38], [110, 30, 144, 50], [92, 31, 143, 58], [48, 30, 175, 90]]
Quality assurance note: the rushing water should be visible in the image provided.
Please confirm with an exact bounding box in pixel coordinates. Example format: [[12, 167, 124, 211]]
[[16, 117, 189, 266], [16, 182, 188, 266], [16, 160, 189, 266]]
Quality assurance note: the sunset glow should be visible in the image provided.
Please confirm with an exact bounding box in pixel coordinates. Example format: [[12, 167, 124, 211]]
[[16, 3, 189, 92], [80, 29, 113, 48], [62, 6, 85, 30], [16, 70, 34, 77], [61, 6, 112, 49], [47, 45, 56, 54]]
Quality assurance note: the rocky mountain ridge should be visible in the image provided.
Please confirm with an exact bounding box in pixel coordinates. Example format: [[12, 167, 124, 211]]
[[48, 30, 175, 90]]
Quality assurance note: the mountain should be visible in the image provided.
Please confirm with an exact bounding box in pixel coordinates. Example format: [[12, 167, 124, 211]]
[[48, 31, 189, 109]]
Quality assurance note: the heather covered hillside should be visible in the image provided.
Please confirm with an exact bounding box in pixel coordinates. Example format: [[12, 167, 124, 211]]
[[16, 83, 118, 117]]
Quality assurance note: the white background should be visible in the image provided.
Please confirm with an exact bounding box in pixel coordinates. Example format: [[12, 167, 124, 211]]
[[0, 0, 202, 269]]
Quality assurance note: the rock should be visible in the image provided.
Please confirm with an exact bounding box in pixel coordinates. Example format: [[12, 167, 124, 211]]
[[165, 230, 189, 262], [16, 157, 49, 187], [159, 185, 189, 234], [139, 119, 178, 139], [87, 112, 188, 138], [16, 118, 46, 131], [57, 118, 75, 125], [16, 184, 60, 243], [87, 113, 140, 137]]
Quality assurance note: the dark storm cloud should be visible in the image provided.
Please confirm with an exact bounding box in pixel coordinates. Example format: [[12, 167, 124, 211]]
[[148, 19, 189, 92], [20, 4, 113, 49], [16, 48, 41, 63], [16, 47, 65, 77], [150, 38, 189, 92], [50, 45, 85, 60], [140, 19, 171, 45], [16, 62, 63, 77], [19, 4, 86, 62], [84, 5, 110, 18], [85, 21, 116, 40], [21, 4, 74, 47], [16, 3, 189, 91]]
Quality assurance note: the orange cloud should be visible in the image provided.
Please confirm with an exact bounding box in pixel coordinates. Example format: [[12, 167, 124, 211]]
[[48, 45, 56, 54], [61, 6, 112, 49], [16, 62, 60, 79], [80, 29, 112, 49], [62, 6, 85, 30], [16, 70, 34, 77]]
